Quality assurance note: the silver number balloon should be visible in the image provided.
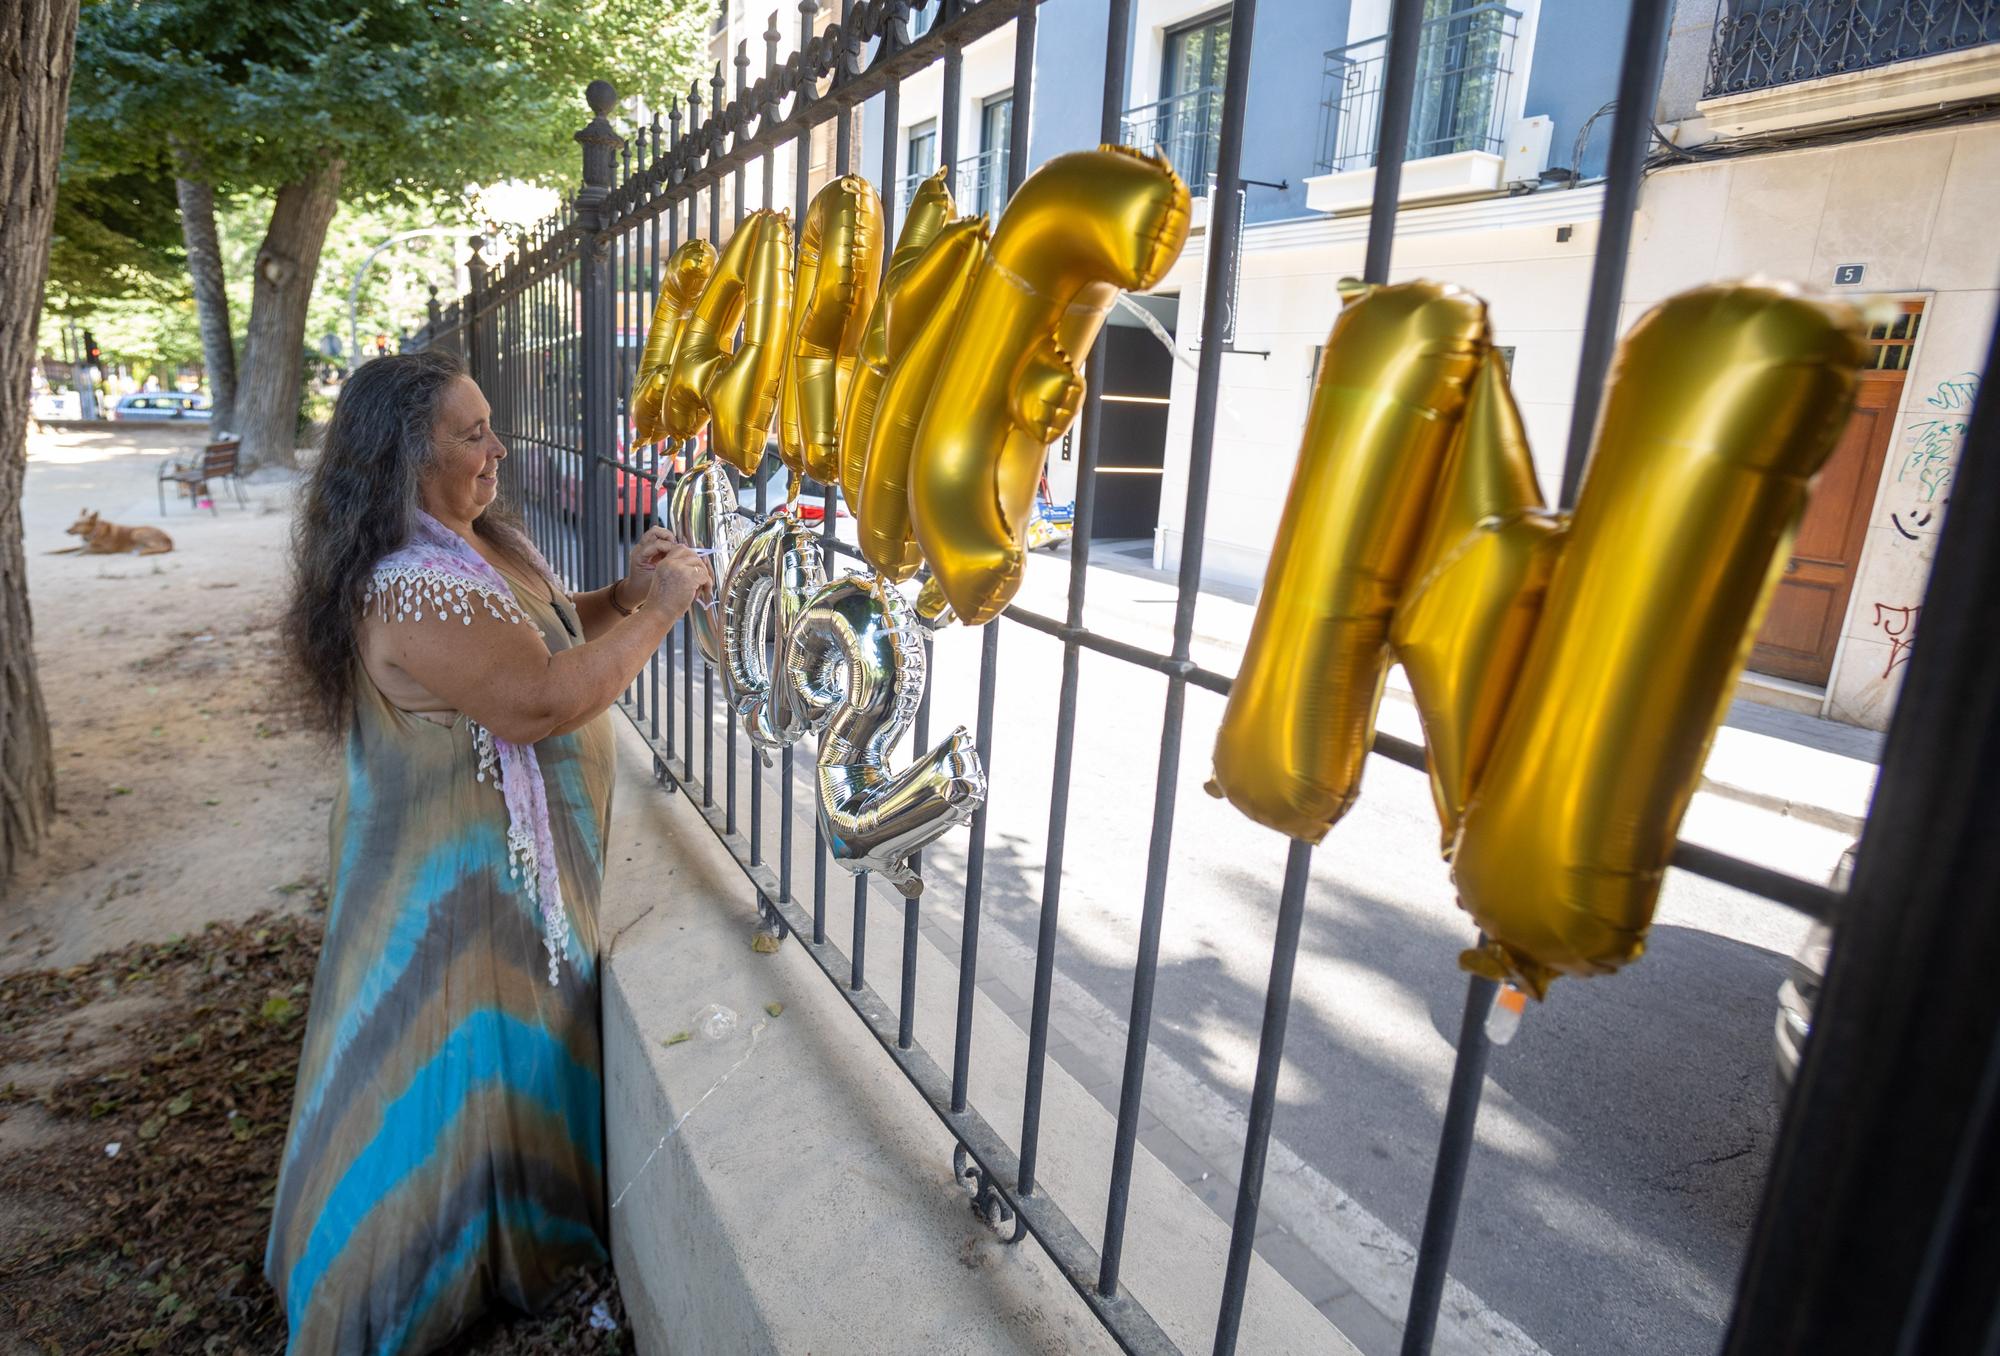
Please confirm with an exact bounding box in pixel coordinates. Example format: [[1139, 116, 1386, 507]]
[[786, 576, 985, 896], [665, 456, 747, 672], [721, 508, 831, 748]]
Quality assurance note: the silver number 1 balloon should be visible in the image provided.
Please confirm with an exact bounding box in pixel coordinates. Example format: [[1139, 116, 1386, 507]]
[[664, 456, 747, 674], [785, 575, 985, 896]]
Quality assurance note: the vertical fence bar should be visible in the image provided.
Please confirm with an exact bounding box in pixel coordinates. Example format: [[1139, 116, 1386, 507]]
[[1213, 839, 1314, 1354], [576, 81, 624, 592], [948, 0, 1032, 1120], [1400, 3, 1673, 1352], [650, 114, 666, 751], [768, 8, 796, 912], [710, 59, 741, 841], [1360, 0, 1424, 285], [684, 138, 698, 780], [1559, 0, 1674, 505], [1099, 0, 1257, 1299], [797, 0, 830, 950], [703, 95, 719, 812], [1017, 0, 1132, 1201]]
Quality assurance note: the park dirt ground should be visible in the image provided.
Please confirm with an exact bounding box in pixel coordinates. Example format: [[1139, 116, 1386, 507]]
[[1, 424, 627, 1353]]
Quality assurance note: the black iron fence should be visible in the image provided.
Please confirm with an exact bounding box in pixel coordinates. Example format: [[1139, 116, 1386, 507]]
[[403, 0, 2000, 1352], [1705, 0, 2000, 99]]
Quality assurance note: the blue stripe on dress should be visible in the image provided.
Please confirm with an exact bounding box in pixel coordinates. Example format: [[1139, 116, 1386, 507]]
[[284, 821, 514, 1154], [285, 1009, 603, 1327]]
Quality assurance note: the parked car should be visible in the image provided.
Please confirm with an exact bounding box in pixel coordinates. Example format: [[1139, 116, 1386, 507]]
[[735, 453, 848, 522], [111, 392, 211, 421], [1774, 845, 1853, 1094]]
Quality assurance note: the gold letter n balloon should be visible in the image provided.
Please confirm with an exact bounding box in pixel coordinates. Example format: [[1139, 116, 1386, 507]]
[[910, 146, 1191, 624], [1210, 280, 1864, 997]]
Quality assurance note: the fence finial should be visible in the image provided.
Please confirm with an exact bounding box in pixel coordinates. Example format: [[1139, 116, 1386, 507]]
[[575, 80, 625, 201]]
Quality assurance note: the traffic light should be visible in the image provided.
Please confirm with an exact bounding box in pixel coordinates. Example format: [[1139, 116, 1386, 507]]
[[83, 330, 102, 366]]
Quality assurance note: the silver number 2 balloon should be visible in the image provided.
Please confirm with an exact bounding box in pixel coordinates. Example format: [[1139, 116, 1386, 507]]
[[785, 575, 985, 896]]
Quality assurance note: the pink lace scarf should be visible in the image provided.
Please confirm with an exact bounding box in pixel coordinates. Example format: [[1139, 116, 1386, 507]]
[[362, 510, 571, 985]]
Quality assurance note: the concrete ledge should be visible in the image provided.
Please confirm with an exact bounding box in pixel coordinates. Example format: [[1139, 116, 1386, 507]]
[[599, 719, 1349, 1354]]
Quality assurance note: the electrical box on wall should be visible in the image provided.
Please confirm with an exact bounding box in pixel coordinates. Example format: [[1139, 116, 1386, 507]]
[[1503, 115, 1554, 186]]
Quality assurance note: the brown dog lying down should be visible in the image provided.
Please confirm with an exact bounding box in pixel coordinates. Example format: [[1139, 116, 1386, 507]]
[[54, 509, 174, 556]]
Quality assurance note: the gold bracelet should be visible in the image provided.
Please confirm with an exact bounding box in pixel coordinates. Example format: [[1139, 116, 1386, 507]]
[[610, 579, 644, 616]]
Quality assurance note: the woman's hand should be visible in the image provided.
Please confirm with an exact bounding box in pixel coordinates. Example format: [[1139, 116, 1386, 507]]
[[617, 525, 683, 612], [645, 537, 713, 620]]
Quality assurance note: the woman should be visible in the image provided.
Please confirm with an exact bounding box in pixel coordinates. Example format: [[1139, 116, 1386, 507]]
[[267, 351, 708, 1353]]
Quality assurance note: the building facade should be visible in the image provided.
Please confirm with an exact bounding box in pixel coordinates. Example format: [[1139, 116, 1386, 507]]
[[711, 0, 1994, 730]]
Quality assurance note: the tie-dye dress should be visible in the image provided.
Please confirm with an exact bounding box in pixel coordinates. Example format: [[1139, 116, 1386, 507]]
[[265, 572, 615, 1355]]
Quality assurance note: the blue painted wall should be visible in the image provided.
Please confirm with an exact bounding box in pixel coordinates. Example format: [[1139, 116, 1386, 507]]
[[1235, 0, 1349, 221], [1026, 0, 1348, 225], [1024, 0, 1117, 168], [1520, 0, 1625, 182]]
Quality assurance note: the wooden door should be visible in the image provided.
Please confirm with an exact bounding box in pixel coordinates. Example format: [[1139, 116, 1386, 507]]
[[1748, 373, 1905, 685]]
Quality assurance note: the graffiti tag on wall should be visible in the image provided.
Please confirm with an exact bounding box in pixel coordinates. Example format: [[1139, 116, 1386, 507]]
[[1897, 371, 1978, 506], [1872, 603, 1920, 678]]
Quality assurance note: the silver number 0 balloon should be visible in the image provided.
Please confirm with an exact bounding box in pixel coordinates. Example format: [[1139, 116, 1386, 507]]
[[721, 509, 833, 748], [785, 576, 985, 896]]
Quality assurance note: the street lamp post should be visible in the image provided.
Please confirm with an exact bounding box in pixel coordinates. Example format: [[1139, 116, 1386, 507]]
[[346, 226, 472, 370]]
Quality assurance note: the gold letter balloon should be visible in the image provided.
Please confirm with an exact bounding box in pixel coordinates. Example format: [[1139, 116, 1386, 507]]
[[1207, 280, 1490, 842], [910, 146, 1191, 624], [856, 216, 990, 581], [631, 238, 717, 445], [1210, 280, 1863, 997], [667, 208, 795, 475], [780, 176, 883, 486], [841, 167, 958, 512], [1449, 285, 1863, 996]]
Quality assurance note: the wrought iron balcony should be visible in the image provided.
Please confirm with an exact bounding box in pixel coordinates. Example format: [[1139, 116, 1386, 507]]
[[1315, 1, 1522, 174], [1122, 85, 1225, 196], [1705, 0, 2000, 99], [897, 147, 1011, 217]]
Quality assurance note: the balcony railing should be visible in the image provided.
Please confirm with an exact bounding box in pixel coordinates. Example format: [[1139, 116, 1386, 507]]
[[1316, 2, 1521, 174], [898, 147, 1011, 216], [1705, 0, 2000, 99], [1122, 85, 1224, 196]]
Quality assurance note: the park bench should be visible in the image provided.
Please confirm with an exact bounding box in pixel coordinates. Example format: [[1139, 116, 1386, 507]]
[[158, 436, 248, 515]]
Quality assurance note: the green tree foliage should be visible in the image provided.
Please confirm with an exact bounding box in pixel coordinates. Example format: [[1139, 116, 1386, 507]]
[[63, 0, 708, 461], [70, 0, 707, 199], [44, 166, 188, 313]]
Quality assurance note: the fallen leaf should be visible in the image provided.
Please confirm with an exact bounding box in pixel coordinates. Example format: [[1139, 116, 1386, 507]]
[[661, 1031, 692, 1047], [764, 1002, 784, 1017]]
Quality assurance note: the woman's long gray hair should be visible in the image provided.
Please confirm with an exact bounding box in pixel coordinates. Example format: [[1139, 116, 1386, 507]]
[[284, 351, 523, 734]]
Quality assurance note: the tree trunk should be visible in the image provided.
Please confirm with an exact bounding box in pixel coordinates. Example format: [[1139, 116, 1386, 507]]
[[175, 173, 237, 434], [0, 0, 80, 887], [236, 158, 344, 468]]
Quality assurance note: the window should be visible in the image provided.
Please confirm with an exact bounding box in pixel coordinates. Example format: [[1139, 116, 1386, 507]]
[[1157, 11, 1229, 192], [1162, 10, 1230, 103], [977, 92, 1012, 217], [907, 120, 937, 178]]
